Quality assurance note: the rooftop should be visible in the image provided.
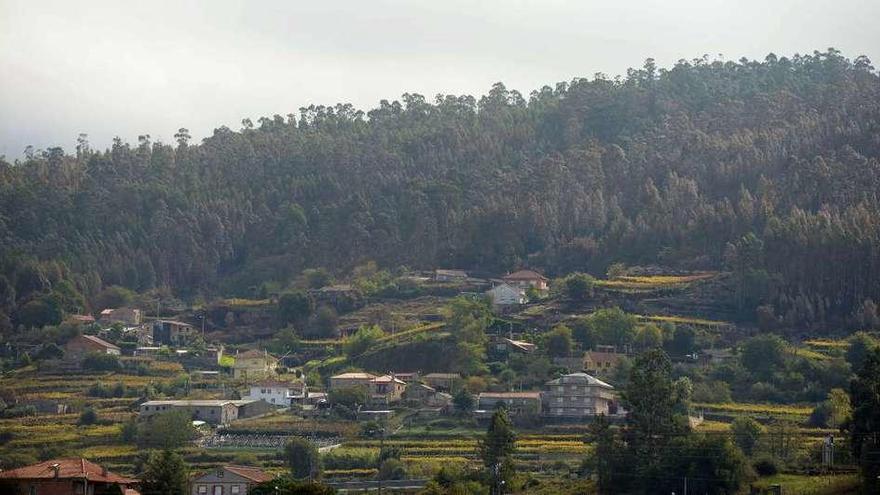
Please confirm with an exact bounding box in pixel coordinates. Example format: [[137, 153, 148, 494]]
[[371, 375, 406, 385], [546, 372, 614, 389], [0, 458, 136, 484], [72, 334, 120, 351], [423, 373, 461, 379], [331, 372, 377, 380], [223, 465, 274, 483], [502, 269, 548, 281], [236, 349, 273, 360]]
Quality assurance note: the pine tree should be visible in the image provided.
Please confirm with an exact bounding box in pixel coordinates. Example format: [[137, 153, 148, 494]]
[[480, 408, 516, 494], [141, 449, 188, 495]]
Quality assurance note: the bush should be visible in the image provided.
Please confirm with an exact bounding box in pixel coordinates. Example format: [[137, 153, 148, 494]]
[[378, 458, 407, 480], [78, 407, 98, 425], [0, 405, 36, 418], [82, 352, 121, 372], [322, 448, 378, 470], [752, 456, 779, 476], [808, 401, 832, 428]]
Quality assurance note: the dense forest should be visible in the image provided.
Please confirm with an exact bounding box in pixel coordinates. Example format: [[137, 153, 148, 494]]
[[1, 49, 879, 333]]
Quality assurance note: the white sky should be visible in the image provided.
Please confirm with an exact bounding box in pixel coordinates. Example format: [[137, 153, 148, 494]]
[[1, 0, 878, 158]]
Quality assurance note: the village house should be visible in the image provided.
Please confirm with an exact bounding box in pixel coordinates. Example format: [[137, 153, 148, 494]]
[[403, 382, 436, 402], [485, 283, 527, 312], [368, 374, 407, 406], [232, 350, 277, 380], [392, 371, 420, 383], [99, 307, 142, 326], [329, 371, 377, 390], [328, 372, 407, 406], [0, 458, 138, 495], [190, 465, 274, 495], [422, 373, 461, 392], [543, 373, 620, 418], [65, 334, 121, 357], [244, 378, 307, 407], [152, 319, 196, 346], [583, 349, 625, 375], [502, 269, 549, 291], [477, 391, 543, 417], [434, 269, 469, 282], [138, 399, 272, 425]]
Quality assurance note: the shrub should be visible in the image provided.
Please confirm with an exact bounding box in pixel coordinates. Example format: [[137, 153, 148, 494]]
[[78, 407, 98, 425], [378, 458, 407, 480], [752, 456, 779, 476], [82, 352, 122, 372], [322, 448, 378, 470]]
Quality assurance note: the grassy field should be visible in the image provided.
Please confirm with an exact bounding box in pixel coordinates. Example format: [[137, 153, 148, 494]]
[[694, 402, 813, 416], [638, 314, 734, 329], [749, 473, 860, 494], [595, 272, 718, 293]]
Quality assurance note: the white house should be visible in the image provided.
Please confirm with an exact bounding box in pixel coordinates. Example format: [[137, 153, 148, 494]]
[[244, 379, 307, 407], [486, 283, 527, 311]]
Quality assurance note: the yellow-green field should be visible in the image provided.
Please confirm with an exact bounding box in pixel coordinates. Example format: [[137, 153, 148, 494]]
[[596, 272, 718, 292]]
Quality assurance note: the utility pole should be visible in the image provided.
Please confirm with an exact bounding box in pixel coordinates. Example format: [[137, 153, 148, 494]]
[[683, 476, 688, 495]]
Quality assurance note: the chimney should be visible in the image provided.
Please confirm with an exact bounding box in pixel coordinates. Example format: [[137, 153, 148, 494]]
[[102, 466, 108, 477], [51, 463, 60, 479]]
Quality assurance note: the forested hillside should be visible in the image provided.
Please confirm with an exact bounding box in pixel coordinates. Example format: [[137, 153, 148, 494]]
[[2, 49, 879, 332]]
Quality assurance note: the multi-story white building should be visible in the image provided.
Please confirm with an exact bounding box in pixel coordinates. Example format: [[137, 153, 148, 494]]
[[543, 372, 621, 418], [245, 379, 307, 407]]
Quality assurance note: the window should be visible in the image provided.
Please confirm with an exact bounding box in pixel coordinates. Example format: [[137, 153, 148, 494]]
[[231, 485, 241, 494], [213, 486, 224, 495], [198, 485, 208, 494]]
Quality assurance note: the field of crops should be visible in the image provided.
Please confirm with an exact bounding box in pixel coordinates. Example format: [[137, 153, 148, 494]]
[[694, 402, 813, 422], [638, 314, 734, 329], [596, 272, 718, 293]]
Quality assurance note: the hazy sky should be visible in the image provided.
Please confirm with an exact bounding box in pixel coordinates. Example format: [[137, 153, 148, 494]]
[[2, 0, 878, 158]]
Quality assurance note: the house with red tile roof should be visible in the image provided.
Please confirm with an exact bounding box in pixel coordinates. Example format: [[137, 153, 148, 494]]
[[0, 458, 138, 495], [502, 269, 549, 291]]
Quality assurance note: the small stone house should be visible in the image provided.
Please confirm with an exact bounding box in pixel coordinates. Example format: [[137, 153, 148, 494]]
[[329, 371, 377, 390], [583, 350, 624, 375], [153, 319, 196, 347], [232, 350, 277, 380], [422, 373, 461, 392], [368, 375, 407, 406], [99, 307, 143, 326], [65, 334, 121, 357]]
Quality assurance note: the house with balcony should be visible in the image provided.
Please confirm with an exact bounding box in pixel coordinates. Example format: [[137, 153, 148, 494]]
[[543, 373, 621, 418]]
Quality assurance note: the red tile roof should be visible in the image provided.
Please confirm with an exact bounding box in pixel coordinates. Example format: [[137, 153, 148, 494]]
[[503, 270, 548, 281], [0, 458, 136, 484], [69, 334, 120, 351], [223, 465, 274, 483]]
